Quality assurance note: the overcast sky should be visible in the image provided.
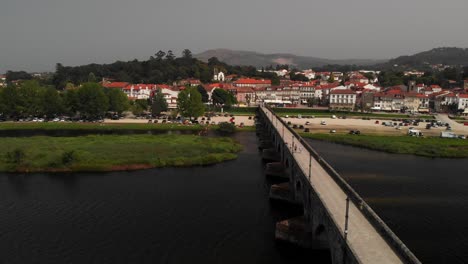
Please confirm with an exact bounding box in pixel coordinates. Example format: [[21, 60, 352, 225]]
[[1, 0, 468, 72]]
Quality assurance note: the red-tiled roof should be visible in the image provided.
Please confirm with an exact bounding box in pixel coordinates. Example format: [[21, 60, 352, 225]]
[[330, 89, 356, 95], [234, 78, 271, 85], [459, 94, 468, 98], [102, 82, 129, 88]]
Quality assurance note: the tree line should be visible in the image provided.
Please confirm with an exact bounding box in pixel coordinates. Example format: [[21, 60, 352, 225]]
[[0, 81, 130, 119], [0, 80, 239, 121]]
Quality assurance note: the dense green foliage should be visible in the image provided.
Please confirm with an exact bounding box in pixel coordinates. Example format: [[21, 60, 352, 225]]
[[217, 122, 236, 134], [301, 133, 468, 158], [212, 88, 237, 108], [0, 81, 129, 119], [107, 88, 130, 114], [0, 135, 243, 172], [384, 47, 468, 69], [0, 122, 208, 131], [151, 89, 168, 116], [49, 50, 281, 89], [5, 71, 33, 82], [177, 87, 205, 118]]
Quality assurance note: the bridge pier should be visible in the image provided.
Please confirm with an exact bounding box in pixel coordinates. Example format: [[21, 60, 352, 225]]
[[262, 148, 281, 162]]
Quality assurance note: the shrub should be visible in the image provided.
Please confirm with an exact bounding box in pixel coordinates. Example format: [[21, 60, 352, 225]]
[[217, 122, 236, 134], [62, 150, 78, 166], [6, 149, 25, 164]]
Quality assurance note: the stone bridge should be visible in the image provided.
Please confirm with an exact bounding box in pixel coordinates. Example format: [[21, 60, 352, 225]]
[[256, 105, 421, 264]]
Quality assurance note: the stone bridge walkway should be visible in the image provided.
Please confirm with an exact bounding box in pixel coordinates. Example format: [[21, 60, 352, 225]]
[[262, 106, 405, 264]]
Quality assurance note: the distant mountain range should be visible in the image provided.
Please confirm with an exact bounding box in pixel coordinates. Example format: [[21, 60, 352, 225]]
[[379, 47, 468, 69], [195, 47, 468, 70], [195, 49, 385, 69]]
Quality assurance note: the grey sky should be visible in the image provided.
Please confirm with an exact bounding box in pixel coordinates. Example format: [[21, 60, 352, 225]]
[[1, 0, 468, 72]]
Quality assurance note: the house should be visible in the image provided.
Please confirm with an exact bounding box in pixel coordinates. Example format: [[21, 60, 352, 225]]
[[349, 73, 369, 84], [458, 94, 468, 111], [173, 78, 201, 87], [329, 90, 356, 111], [233, 78, 271, 88], [124, 84, 157, 100], [301, 69, 315, 80], [432, 91, 457, 112], [292, 82, 316, 104], [102, 81, 130, 90], [157, 86, 179, 109]]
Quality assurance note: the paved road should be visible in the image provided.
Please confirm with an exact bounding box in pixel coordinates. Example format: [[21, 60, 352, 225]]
[[262, 106, 405, 264], [435, 113, 468, 134]]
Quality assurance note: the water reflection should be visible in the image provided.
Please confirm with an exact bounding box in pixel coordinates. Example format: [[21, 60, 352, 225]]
[[306, 139, 468, 264]]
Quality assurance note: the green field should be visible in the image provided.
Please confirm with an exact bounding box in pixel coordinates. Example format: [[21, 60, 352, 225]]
[[0, 135, 243, 172], [0, 122, 256, 132], [300, 133, 468, 158], [0, 122, 206, 131]]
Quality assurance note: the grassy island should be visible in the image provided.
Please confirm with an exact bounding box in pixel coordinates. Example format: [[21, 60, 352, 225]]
[[0, 122, 207, 131], [300, 133, 468, 158], [0, 135, 243, 172], [0, 122, 256, 132]]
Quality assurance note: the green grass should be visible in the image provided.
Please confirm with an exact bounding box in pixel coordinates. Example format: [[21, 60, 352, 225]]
[[0, 122, 207, 131], [300, 133, 468, 158], [0, 134, 243, 172], [0, 122, 256, 133], [215, 107, 257, 116]]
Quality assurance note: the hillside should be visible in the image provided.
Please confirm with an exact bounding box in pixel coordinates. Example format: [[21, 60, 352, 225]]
[[381, 47, 468, 69], [195, 49, 385, 69]]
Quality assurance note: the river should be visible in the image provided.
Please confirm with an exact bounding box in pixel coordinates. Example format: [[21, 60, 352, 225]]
[[1, 131, 466, 263], [306, 139, 468, 264], [0, 132, 328, 264]]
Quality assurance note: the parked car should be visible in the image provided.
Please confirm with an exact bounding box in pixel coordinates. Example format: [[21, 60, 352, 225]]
[[349, 130, 361, 135], [320, 121, 326, 125], [330, 129, 336, 133]]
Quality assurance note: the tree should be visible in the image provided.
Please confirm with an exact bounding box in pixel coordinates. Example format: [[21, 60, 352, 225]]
[[182, 49, 193, 60], [155, 50, 166, 61], [88, 72, 97, 82], [106, 88, 129, 114], [76, 82, 109, 119], [41, 87, 64, 117], [177, 87, 205, 119], [151, 89, 168, 116], [196, 85, 209, 103], [0, 85, 21, 117], [6, 71, 32, 83], [166, 50, 175, 61], [328, 73, 335, 83], [17, 80, 43, 117], [64, 89, 80, 115], [212, 89, 237, 108]]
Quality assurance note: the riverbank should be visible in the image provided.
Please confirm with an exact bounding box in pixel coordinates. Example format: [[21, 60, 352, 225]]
[[0, 122, 256, 132], [272, 108, 434, 120], [300, 133, 468, 158], [0, 135, 243, 172]]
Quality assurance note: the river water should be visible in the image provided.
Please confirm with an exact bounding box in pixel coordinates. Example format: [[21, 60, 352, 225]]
[[1, 132, 466, 263], [0, 132, 328, 264], [306, 139, 468, 264]]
